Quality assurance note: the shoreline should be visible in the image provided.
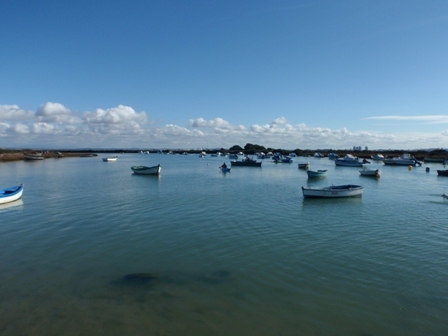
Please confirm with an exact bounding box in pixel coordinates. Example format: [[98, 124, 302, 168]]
[[1, 148, 447, 162]]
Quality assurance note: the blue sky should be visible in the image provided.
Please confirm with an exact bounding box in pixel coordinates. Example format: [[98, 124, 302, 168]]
[[1, 0, 448, 150]]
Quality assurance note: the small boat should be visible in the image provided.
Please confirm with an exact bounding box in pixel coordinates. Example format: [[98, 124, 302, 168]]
[[102, 156, 118, 162], [307, 169, 327, 178], [24, 152, 44, 160], [199, 151, 207, 157], [131, 164, 161, 175], [328, 153, 339, 160], [443, 193, 448, 199], [437, 170, 448, 176], [335, 154, 363, 167], [371, 153, 385, 161], [383, 153, 421, 166], [231, 156, 262, 167], [314, 152, 324, 158], [424, 157, 446, 163], [274, 155, 294, 163], [0, 184, 24, 204], [298, 162, 310, 169], [228, 154, 239, 160], [220, 166, 231, 172], [359, 167, 380, 177], [302, 184, 363, 198]]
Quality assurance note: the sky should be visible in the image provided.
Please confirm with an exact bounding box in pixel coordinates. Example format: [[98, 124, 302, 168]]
[[1, 0, 448, 150]]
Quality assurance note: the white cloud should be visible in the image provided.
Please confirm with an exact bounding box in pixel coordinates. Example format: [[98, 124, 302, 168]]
[[365, 115, 448, 124], [36, 102, 82, 124], [84, 105, 146, 124], [271, 117, 287, 125], [2, 103, 448, 149], [189, 117, 235, 129], [0, 122, 11, 135], [0, 105, 34, 121], [14, 123, 30, 134]]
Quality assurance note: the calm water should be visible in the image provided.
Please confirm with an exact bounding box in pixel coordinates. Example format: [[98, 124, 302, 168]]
[[1, 154, 447, 335]]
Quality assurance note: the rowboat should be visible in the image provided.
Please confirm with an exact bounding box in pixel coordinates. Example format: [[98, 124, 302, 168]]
[[359, 167, 380, 177], [424, 157, 446, 163], [131, 165, 161, 175], [0, 184, 24, 204], [302, 184, 363, 198], [298, 162, 310, 169], [307, 169, 327, 178], [220, 167, 231, 173], [437, 170, 448, 176], [103, 156, 118, 162]]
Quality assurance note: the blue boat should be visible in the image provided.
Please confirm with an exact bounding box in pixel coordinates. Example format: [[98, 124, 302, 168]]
[[307, 169, 327, 178], [0, 184, 24, 204]]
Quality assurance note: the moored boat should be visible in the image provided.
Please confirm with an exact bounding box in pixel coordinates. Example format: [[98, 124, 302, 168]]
[[231, 156, 262, 167], [359, 167, 380, 177], [437, 169, 448, 176], [298, 162, 310, 169], [302, 184, 363, 198], [102, 156, 118, 162], [383, 153, 421, 166], [371, 154, 385, 161], [335, 154, 363, 167], [307, 169, 327, 178], [131, 164, 161, 175], [24, 152, 44, 160], [424, 157, 446, 163], [0, 184, 24, 204]]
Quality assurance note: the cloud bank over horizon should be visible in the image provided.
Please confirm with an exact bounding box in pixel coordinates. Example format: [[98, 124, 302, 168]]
[[1, 102, 447, 150]]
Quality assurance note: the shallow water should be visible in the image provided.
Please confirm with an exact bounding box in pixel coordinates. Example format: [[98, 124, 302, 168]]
[[1, 154, 448, 335]]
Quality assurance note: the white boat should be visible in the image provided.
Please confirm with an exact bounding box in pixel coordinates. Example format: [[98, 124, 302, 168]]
[[102, 156, 118, 162], [302, 184, 363, 198], [335, 154, 363, 167], [199, 151, 207, 157], [314, 152, 324, 158], [371, 154, 385, 161], [359, 167, 380, 177], [328, 153, 339, 160], [0, 184, 24, 204], [24, 152, 44, 160], [228, 154, 239, 160], [131, 165, 161, 175], [383, 153, 421, 166]]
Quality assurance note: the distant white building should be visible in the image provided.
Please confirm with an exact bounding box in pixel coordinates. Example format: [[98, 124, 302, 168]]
[[353, 146, 362, 151], [365, 146, 368, 151]]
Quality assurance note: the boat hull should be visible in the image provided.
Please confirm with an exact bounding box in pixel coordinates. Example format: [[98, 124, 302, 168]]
[[307, 170, 327, 178], [335, 160, 363, 167], [231, 160, 262, 167], [383, 160, 416, 166], [0, 184, 24, 204], [359, 169, 380, 177], [103, 157, 118, 162], [437, 170, 448, 176], [302, 185, 363, 198], [131, 165, 161, 175]]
